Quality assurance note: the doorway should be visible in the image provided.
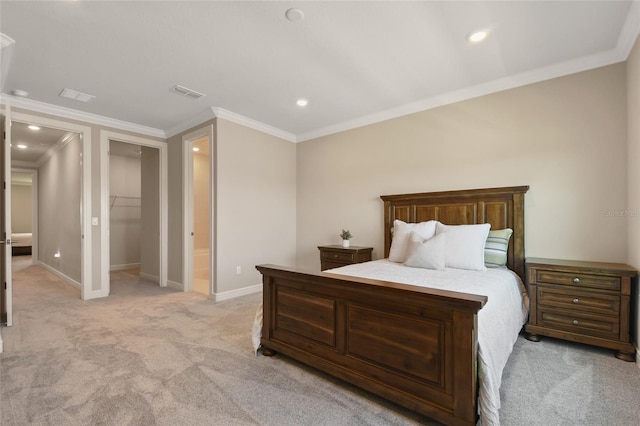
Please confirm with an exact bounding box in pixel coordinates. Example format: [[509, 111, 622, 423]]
[[10, 169, 37, 266], [100, 131, 168, 296], [183, 125, 214, 296], [7, 111, 91, 300]]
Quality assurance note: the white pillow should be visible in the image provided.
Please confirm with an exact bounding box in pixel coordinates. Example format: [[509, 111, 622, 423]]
[[435, 222, 491, 271], [404, 232, 446, 270], [388, 219, 438, 263]]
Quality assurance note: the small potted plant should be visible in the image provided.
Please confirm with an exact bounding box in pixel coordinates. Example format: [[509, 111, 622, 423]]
[[340, 229, 352, 248]]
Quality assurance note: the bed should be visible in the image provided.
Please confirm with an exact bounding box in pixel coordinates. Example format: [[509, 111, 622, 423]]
[[255, 185, 529, 426], [11, 232, 32, 256]]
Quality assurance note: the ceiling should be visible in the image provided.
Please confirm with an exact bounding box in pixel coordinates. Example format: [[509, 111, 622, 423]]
[[10, 121, 69, 164], [1, 1, 639, 142]]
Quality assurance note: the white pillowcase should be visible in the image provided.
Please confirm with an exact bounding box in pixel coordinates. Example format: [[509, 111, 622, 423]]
[[388, 219, 438, 263], [435, 222, 491, 271], [403, 232, 446, 270]]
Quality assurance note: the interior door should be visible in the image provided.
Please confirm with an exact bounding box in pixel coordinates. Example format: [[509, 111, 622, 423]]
[[0, 107, 12, 326]]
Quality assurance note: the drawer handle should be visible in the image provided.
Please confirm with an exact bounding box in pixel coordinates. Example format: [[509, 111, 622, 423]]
[[573, 277, 580, 283], [572, 298, 579, 304], [572, 320, 579, 325], [334, 254, 338, 258]]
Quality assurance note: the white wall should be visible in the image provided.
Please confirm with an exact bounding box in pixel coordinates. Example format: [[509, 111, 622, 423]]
[[109, 153, 141, 269], [297, 63, 628, 271], [38, 133, 82, 282], [626, 35, 640, 353]]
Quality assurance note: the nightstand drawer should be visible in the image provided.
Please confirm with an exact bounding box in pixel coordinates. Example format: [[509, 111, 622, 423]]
[[538, 307, 619, 340], [536, 270, 620, 291], [318, 245, 373, 272], [537, 287, 619, 316], [321, 251, 355, 263]]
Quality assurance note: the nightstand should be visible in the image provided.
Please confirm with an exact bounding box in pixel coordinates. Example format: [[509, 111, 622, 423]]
[[318, 245, 373, 271], [524, 258, 637, 361]]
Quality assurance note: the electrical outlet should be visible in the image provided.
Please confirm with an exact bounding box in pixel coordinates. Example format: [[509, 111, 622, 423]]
[[236, 266, 241, 275]]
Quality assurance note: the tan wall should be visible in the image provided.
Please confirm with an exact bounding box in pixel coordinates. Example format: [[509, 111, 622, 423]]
[[38, 133, 82, 281], [626, 35, 640, 351], [297, 63, 628, 271], [193, 150, 210, 251], [109, 153, 141, 268], [216, 118, 297, 294], [165, 119, 215, 287], [11, 183, 32, 233]]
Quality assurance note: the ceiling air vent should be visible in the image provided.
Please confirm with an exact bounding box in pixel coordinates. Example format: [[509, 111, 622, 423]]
[[59, 88, 96, 103], [170, 85, 205, 99]]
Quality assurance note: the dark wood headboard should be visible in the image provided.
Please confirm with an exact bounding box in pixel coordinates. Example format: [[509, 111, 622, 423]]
[[380, 186, 529, 280]]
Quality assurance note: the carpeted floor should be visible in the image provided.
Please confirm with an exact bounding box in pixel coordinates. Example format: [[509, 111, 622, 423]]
[[1, 258, 639, 425]]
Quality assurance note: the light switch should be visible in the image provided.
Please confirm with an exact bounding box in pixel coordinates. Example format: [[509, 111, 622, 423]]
[[92, 217, 99, 226]]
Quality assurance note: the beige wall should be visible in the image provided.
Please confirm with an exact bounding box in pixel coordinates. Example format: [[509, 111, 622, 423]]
[[11, 183, 32, 233], [109, 153, 140, 269], [140, 146, 160, 281], [216, 119, 297, 294], [38, 133, 82, 282], [166, 120, 214, 286], [166, 118, 297, 295], [626, 35, 640, 352], [297, 63, 628, 271], [193, 149, 210, 251]]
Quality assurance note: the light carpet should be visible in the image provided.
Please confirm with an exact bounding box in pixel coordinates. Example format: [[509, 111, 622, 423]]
[[1, 259, 639, 425]]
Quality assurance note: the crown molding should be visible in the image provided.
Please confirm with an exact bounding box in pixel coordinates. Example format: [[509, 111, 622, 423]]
[[164, 108, 217, 138], [0, 94, 166, 139], [296, 46, 625, 142], [617, 0, 640, 59], [211, 107, 296, 142]]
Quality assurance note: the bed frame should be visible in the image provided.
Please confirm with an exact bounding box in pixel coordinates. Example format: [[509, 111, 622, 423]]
[[256, 185, 528, 426]]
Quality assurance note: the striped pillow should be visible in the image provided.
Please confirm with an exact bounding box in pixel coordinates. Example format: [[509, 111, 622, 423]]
[[484, 228, 513, 268]]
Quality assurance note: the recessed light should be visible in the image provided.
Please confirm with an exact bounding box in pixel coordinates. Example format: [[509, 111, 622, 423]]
[[28, 125, 40, 131], [467, 31, 488, 43], [17, 144, 27, 149], [285, 8, 304, 22], [296, 98, 309, 107], [192, 147, 200, 152]]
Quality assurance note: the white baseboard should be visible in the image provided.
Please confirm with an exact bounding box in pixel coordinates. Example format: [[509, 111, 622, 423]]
[[213, 283, 262, 302], [167, 280, 183, 291], [38, 261, 81, 290], [0, 333, 3, 353], [110, 263, 140, 272], [139, 272, 159, 283]]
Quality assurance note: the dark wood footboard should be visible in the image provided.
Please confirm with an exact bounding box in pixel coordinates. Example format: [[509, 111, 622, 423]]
[[257, 264, 487, 426]]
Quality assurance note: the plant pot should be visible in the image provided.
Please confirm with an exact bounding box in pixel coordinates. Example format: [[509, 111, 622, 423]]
[[342, 239, 350, 248]]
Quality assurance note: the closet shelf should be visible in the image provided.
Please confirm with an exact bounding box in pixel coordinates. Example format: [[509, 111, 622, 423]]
[[110, 195, 141, 210]]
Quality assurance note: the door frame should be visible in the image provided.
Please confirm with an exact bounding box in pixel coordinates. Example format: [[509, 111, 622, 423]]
[[10, 111, 93, 299], [10, 167, 38, 265], [100, 130, 168, 295], [2, 104, 12, 329], [182, 125, 215, 295]]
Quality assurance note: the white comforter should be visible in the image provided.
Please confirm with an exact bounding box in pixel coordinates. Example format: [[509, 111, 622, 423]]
[[252, 260, 528, 426]]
